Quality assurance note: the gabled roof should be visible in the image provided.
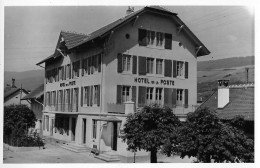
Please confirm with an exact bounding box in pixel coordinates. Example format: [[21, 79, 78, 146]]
[[37, 6, 210, 65], [21, 84, 44, 100], [198, 84, 254, 121], [4, 87, 29, 100]]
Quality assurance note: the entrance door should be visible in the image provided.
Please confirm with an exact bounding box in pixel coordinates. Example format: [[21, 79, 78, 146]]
[[82, 119, 86, 144], [50, 119, 53, 136], [111, 122, 118, 151], [72, 118, 76, 141]]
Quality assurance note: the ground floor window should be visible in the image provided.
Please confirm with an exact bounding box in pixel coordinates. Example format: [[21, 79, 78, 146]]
[[177, 89, 184, 106], [146, 87, 154, 104], [155, 88, 163, 105]]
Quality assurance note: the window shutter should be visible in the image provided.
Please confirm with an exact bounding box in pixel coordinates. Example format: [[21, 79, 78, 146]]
[[164, 33, 172, 49], [132, 55, 137, 74], [55, 91, 58, 111], [172, 60, 177, 78], [72, 63, 74, 79], [138, 29, 147, 46], [90, 86, 93, 106], [64, 65, 66, 80], [77, 61, 80, 77], [164, 88, 173, 108], [117, 85, 122, 104], [86, 86, 90, 106], [185, 62, 189, 79], [184, 89, 188, 108], [81, 87, 83, 106], [172, 89, 177, 107], [82, 59, 84, 76], [91, 57, 94, 74], [70, 88, 73, 112], [88, 57, 91, 75], [69, 63, 72, 79], [138, 86, 146, 107], [98, 54, 102, 73], [164, 59, 172, 77], [117, 53, 123, 73], [63, 90, 66, 111], [138, 56, 146, 75], [132, 86, 136, 111], [97, 85, 100, 106], [67, 89, 70, 111]]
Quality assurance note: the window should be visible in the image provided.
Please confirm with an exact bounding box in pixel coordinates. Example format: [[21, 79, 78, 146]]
[[147, 30, 155, 45], [46, 115, 49, 131], [73, 61, 80, 78], [177, 61, 184, 77], [84, 87, 89, 105], [122, 86, 130, 103], [65, 89, 70, 109], [146, 58, 154, 74], [176, 89, 184, 106], [122, 54, 131, 72], [155, 88, 163, 104], [93, 56, 98, 72], [66, 64, 71, 79], [146, 87, 153, 104], [82, 58, 88, 75], [52, 91, 56, 107], [93, 85, 98, 105], [156, 59, 163, 75], [46, 92, 50, 106], [92, 120, 97, 139], [156, 32, 164, 46], [58, 67, 63, 81]]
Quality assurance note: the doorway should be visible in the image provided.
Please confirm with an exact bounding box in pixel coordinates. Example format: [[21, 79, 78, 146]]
[[111, 122, 118, 151], [71, 118, 76, 141]]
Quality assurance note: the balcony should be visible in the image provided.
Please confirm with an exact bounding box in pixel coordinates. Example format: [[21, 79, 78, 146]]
[[107, 101, 135, 114]]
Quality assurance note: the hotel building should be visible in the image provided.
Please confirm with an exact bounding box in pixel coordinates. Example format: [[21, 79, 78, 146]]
[[37, 6, 210, 160]]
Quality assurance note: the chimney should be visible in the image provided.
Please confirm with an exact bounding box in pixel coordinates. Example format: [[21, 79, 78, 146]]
[[11, 78, 16, 88], [217, 79, 230, 108], [126, 6, 134, 15]]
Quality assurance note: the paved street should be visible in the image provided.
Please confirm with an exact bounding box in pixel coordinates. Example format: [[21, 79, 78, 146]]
[[3, 143, 194, 163]]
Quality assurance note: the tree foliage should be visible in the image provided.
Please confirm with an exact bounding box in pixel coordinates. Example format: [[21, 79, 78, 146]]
[[173, 107, 254, 163], [121, 104, 181, 163]]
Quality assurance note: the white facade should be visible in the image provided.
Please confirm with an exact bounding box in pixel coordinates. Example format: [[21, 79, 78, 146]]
[[40, 7, 209, 158]]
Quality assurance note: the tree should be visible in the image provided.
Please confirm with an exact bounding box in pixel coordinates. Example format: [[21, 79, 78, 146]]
[[121, 104, 181, 163], [4, 104, 36, 145], [169, 107, 254, 163]]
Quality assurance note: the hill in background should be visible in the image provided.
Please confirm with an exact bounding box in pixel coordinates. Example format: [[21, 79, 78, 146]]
[[4, 69, 44, 91], [197, 56, 254, 102]]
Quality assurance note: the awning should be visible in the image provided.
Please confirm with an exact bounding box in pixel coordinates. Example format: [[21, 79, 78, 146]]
[[93, 116, 122, 122]]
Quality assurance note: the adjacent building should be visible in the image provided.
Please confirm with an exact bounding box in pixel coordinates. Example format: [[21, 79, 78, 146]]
[[21, 84, 44, 136], [198, 79, 254, 138], [4, 79, 30, 107], [36, 6, 210, 159]]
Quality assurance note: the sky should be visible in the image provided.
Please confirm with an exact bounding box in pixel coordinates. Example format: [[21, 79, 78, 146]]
[[3, 5, 254, 72]]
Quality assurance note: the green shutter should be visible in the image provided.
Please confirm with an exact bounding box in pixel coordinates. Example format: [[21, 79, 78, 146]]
[[164, 33, 172, 49], [138, 29, 147, 46], [184, 89, 188, 108], [164, 88, 173, 108], [117, 85, 122, 104], [117, 53, 123, 73], [172, 89, 177, 107], [164, 59, 172, 77], [138, 56, 146, 75], [172, 60, 177, 78], [138, 86, 146, 107], [97, 85, 100, 107], [132, 55, 137, 74], [185, 62, 189, 79]]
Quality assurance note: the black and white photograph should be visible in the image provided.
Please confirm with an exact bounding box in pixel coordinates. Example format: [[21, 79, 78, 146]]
[[1, 0, 257, 166]]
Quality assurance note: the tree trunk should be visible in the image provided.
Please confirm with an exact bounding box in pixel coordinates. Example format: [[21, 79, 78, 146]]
[[150, 149, 157, 163]]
